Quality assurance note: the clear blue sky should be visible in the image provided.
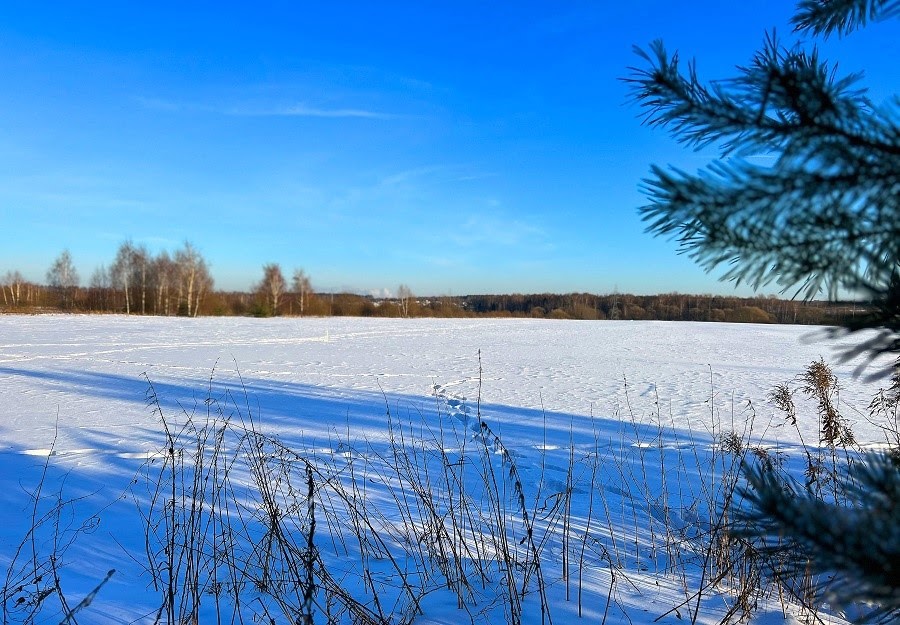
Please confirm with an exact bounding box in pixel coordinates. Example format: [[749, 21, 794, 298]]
[[1, 2, 896, 295]]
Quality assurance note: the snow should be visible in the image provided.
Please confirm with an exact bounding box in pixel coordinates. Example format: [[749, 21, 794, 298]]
[[0, 315, 891, 623]]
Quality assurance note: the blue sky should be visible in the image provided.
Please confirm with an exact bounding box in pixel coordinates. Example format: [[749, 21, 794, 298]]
[[1, 2, 896, 295]]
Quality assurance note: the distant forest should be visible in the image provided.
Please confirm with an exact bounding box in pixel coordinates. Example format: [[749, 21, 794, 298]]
[[1, 243, 868, 326]]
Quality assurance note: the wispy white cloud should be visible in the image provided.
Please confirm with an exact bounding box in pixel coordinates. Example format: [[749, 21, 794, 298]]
[[133, 96, 182, 112], [377, 165, 497, 188], [418, 255, 459, 268], [134, 95, 397, 120], [453, 172, 499, 182], [447, 213, 547, 248], [237, 104, 397, 119], [378, 165, 449, 187]]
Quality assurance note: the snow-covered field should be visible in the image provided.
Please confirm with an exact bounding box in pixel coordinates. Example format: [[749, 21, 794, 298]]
[[0, 315, 892, 624]]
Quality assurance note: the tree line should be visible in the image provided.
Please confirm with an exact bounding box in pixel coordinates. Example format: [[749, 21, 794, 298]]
[[3, 242, 213, 316], [0, 246, 864, 325], [457, 292, 864, 325]]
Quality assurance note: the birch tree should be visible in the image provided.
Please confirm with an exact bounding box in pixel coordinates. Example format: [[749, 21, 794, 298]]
[[174, 242, 212, 317], [46, 250, 80, 308], [111, 241, 136, 314], [2, 270, 25, 307], [133, 244, 150, 315], [397, 284, 412, 318], [292, 268, 312, 317], [88, 265, 111, 311], [257, 263, 286, 316], [153, 251, 176, 316]]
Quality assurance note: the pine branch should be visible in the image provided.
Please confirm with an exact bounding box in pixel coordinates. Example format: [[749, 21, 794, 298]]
[[792, 0, 900, 37], [627, 20, 900, 368], [625, 36, 897, 158], [737, 453, 900, 622]]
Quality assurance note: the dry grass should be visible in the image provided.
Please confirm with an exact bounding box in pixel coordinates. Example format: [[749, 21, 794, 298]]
[[3, 359, 897, 624]]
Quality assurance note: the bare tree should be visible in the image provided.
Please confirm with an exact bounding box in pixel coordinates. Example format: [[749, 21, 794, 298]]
[[397, 284, 413, 318], [193, 268, 213, 317], [88, 265, 111, 311], [174, 242, 212, 317], [291, 268, 312, 317], [153, 251, 177, 316], [133, 244, 150, 315], [257, 263, 286, 316], [46, 250, 80, 308], [111, 241, 136, 314], [2, 270, 25, 307]]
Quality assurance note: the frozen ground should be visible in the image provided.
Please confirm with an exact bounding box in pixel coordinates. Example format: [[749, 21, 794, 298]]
[[0, 315, 892, 624]]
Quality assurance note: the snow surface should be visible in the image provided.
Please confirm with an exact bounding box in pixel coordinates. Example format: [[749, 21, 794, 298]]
[[0, 315, 891, 624]]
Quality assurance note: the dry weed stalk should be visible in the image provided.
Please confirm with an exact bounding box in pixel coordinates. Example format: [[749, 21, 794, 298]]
[[6, 356, 896, 625]]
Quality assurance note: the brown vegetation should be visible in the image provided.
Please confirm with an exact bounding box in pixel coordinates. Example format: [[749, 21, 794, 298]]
[[0, 275, 867, 326], [0, 244, 870, 324]]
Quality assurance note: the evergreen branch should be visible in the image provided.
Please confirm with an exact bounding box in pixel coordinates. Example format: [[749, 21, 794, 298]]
[[625, 37, 898, 158], [627, 14, 899, 369], [640, 156, 899, 299], [792, 0, 900, 37], [736, 453, 900, 622]]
